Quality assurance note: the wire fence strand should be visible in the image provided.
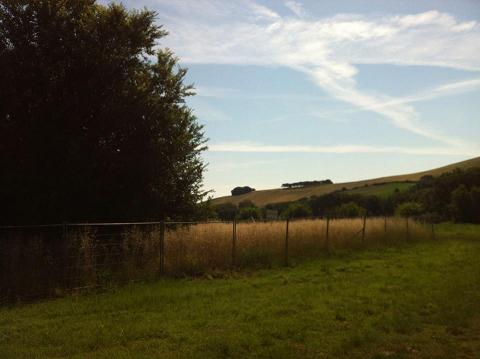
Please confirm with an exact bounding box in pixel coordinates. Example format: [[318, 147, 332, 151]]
[[0, 216, 434, 304]]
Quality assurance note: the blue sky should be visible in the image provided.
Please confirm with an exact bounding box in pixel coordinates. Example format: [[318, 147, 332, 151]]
[[109, 0, 480, 197]]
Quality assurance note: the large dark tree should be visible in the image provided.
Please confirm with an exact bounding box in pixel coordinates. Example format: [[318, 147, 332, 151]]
[[0, 0, 207, 224]]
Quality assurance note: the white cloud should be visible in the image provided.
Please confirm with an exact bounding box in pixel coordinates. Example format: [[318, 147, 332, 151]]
[[209, 142, 478, 156], [150, 1, 480, 153], [392, 10, 476, 32], [156, 2, 480, 70], [285, 0, 306, 18], [248, 1, 280, 21]]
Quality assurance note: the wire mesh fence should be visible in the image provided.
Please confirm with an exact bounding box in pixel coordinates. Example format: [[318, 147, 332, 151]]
[[0, 216, 435, 304]]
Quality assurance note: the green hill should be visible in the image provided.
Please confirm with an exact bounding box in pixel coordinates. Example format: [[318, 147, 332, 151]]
[[344, 182, 416, 198], [212, 156, 480, 207]]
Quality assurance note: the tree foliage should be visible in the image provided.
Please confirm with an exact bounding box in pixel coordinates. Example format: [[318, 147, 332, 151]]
[[334, 202, 366, 218], [450, 185, 480, 223], [282, 202, 312, 219], [231, 186, 255, 196], [281, 179, 333, 189], [397, 168, 480, 222], [213, 203, 237, 221], [238, 206, 261, 220], [395, 202, 424, 218], [265, 167, 480, 223], [0, 0, 207, 224]]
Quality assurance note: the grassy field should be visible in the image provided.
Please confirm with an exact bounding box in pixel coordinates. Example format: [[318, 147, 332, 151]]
[[164, 217, 432, 274], [345, 182, 415, 198], [2, 217, 432, 302], [1, 224, 479, 358], [212, 156, 480, 206]]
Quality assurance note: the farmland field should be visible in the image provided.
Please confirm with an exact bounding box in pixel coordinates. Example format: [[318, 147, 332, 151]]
[[344, 182, 415, 198], [212, 156, 480, 206], [1, 224, 479, 358], [2, 217, 432, 301]]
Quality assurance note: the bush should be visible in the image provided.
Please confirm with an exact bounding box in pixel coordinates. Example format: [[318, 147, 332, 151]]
[[213, 203, 237, 221], [195, 199, 217, 220], [451, 185, 480, 223], [238, 200, 256, 209], [335, 202, 366, 218], [238, 207, 261, 220], [282, 203, 312, 219]]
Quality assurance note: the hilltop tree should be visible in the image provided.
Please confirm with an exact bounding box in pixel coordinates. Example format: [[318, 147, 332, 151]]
[[231, 186, 255, 196], [0, 0, 207, 224], [281, 179, 333, 189]]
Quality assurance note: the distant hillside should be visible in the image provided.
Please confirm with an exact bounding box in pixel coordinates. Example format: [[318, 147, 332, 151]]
[[344, 182, 416, 199], [212, 156, 480, 207]]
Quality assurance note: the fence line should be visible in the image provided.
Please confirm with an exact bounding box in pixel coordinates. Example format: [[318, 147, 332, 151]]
[[0, 216, 435, 304], [232, 219, 237, 267], [284, 218, 290, 266]]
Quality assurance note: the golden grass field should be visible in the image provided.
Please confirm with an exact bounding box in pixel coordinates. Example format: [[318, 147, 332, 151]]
[[212, 156, 480, 207], [2, 217, 434, 302], [164, 217, 433, 274]]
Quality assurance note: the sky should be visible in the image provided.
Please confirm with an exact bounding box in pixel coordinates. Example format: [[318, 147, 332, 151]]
[[107, 0, 480, 197]]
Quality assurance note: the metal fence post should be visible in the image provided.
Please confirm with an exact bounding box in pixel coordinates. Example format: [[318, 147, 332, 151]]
[[62, 222, 68, 242], [159, 221, 165, 275], [406, 217, 410, 241], [362, 215, 367, 243], [325, 216, 330, 252], [232, 218, 237, 267], [284, 218, 289, 266]]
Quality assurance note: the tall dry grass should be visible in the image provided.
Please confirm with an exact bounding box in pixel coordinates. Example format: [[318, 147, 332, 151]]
[[164, 217, 433, 274], [1, 217, 433, 302]]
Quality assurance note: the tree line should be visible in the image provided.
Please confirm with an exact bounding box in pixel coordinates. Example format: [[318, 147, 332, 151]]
[[214, 167, 480, 223], [281, 179, 333, 189]]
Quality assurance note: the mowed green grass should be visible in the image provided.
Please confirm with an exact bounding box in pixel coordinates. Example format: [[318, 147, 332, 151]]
[[344, 182, 415, 198], [1, 225, 479, 359]]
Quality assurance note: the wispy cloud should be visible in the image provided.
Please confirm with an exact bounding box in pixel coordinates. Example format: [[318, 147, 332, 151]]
[[285, 0, 306, 18], [195, 85, 333, 101], [156, 3, 480, 69], [190, 98, 231, 122], [209, 142, 478, 156], [148, 1, 480, 152], [407, 78, 480, 102], [321, 77, 480, 117], [296, 65, 472, 147], [195, 86, 241, 99], [257, 111, 351, 124]]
